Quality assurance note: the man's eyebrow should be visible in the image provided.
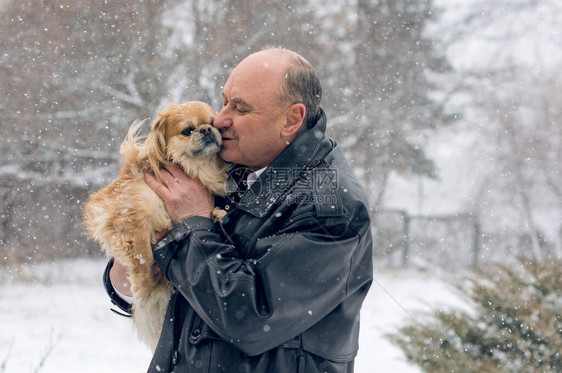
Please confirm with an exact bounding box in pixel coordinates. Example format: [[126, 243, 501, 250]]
[[232, 97, 252, 108], [221, 93, 251, 108]]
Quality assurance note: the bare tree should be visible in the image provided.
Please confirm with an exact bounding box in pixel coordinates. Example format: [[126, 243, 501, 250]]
[[315, 0, 453, 212], [438, 0, 562, 259]]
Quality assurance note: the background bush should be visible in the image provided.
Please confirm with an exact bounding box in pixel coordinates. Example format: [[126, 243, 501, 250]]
[[389, 258, 562, 372]]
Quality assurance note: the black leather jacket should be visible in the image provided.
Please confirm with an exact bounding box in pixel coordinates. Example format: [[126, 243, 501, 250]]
[[106, 109, 373, 372]]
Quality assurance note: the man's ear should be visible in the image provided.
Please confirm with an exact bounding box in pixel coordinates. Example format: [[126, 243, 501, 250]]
[[281, 103, 306, 137]]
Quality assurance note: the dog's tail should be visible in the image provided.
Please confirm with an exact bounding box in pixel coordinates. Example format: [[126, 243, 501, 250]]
[[120, 119, 148, 168]]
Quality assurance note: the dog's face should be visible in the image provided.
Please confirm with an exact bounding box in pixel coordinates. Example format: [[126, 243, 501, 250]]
[[151, 101, 221, 162]]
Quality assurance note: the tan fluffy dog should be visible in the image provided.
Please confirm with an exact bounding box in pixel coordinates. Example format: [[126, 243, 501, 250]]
[[84, 101, 229, 351]]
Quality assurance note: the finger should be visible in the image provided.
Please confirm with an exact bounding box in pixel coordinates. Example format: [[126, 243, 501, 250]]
[[163, 167, 190, 189], [145, 173, 170, 198], [162, 164, 190, 182], [156, 167, 180, 187], [152, 262, 162, 285]]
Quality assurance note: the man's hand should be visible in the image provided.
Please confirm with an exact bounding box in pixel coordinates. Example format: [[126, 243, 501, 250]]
[[109, 260, 133, 297], [109, 259, 163, 299], [154, 229, 169, 243], [145, 164, 214, 224]]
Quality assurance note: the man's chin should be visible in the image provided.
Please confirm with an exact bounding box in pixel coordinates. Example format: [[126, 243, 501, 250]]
[[219, 149, 236, 164]]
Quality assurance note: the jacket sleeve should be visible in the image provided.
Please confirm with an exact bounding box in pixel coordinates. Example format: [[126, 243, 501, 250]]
[[152, 213, 372, 356]]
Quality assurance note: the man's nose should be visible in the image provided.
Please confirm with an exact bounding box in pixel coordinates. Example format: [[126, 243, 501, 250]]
[[213, 108, 230, 130]]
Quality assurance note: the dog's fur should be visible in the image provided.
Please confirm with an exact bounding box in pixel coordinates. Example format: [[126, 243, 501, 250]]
[[84, 101, 229, 351]]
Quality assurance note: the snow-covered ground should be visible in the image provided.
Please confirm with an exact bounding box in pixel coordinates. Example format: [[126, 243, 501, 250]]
[[0, 258, 466, 372]]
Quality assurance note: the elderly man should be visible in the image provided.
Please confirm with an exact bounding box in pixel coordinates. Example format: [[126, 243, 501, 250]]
[[105, 47, 373, 372]]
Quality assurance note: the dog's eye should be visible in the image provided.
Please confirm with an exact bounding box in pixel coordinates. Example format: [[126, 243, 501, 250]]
[[182, 127, 194, 136]]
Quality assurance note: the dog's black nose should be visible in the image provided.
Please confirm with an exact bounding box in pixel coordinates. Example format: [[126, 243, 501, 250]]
[[199, 127, 212, 136], [199, 126, 218, 145]]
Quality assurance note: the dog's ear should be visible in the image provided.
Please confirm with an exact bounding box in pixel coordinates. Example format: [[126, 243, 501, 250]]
[[146, 114, 169, 181]]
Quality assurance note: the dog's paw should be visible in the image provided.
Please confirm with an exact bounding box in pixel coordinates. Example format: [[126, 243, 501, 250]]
[[211, 207, 227, 222]]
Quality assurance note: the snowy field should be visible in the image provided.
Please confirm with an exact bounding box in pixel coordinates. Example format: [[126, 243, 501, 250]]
[[0, 258, 466, 372]]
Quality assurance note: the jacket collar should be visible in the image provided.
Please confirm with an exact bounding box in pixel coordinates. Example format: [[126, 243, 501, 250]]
[[235, 108, 335, 217]]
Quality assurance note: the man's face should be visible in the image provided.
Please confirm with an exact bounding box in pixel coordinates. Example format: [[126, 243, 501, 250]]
[[213, 54, 289, 170]]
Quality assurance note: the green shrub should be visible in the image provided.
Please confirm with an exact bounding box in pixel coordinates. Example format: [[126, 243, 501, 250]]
[[389, 258, 562, 372]]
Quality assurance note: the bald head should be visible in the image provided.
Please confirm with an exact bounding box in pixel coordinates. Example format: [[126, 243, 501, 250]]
[[232, 49, 291, 103], [242, 48, 300, 66], [238, 48, 322, 126]]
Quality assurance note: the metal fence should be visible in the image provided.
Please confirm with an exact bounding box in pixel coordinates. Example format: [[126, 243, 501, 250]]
[[372, 209, 551, 270]]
